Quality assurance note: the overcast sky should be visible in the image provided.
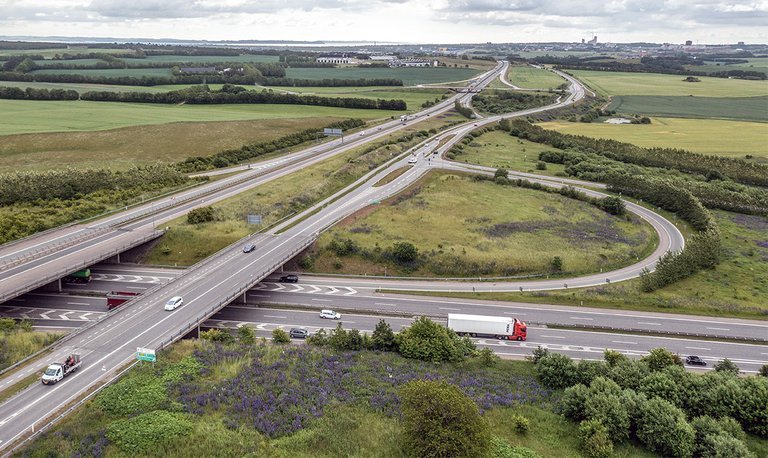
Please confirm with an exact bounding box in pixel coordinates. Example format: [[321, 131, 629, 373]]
[[1, 0, 765, 44]]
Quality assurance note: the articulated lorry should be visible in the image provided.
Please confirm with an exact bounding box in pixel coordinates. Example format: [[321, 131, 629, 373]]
[[107, 291, 140, 310], [41, 354, 81, 385], [63, 269, 91, 284], [447, 314, 527, 341]]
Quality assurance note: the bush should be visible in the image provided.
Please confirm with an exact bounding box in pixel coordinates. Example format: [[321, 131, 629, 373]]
[[549, 256, 563, 272], [272, 328, 290, 344], [200, 328, 234, 343], [578, 419, 614, 458], [390, 241, 418, 265], [494, 168, 509, 179], [576, 360, 609, 386], [478, 347, 499, 367], [535, 161, 547, 170], [397, 316, 474, 363], [641, 347, 683, 371], [511, 414, 530, 434], [636, 397, 695, 457], [97, 372, 168, 416], [528, 346, 549, 364], [584, 391, 630, 442], [713, 358, 740, 375], [106, 410, 192, 453], [560, 384, 589, 421], [187, 206, 216, 224], [535, 353, 578, 389], [489, 438, 541, 458], [603, 349, 628, 367], [371, 319, 398, 352], [400, 380, 491, 458], [759, 364, 768, 377], [306, 328, 328, 346], [237, 325, 256, 344]]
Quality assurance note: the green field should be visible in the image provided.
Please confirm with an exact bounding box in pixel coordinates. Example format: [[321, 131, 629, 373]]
[[122, 54, 278, 64], [541, 117, 768, 158], [418, 209, 768, 319], [285, 67, 482, 86], [0, 99, 399, 136], [0, 118, 340, 172], [455, 130, 567, 176], [311, 171, 656, 277], [0, 47, 135, 58], [691, 57, 768, 75], [263, 86, 448, 110], [607, 95, 768, 122], [571, 69, 768, 97], [31, 67, 174, 77], [33, 58, 105, 67], [506, 65, 566, 89]]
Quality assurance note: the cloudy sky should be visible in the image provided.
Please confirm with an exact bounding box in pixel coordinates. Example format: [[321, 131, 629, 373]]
[[1, 0, 765, 44]]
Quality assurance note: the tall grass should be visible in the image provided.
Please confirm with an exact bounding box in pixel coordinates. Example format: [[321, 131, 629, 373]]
[[0, 330, 62, 371]]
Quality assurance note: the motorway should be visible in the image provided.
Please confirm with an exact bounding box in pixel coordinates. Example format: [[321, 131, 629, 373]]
[[0, 62, 738, 452]]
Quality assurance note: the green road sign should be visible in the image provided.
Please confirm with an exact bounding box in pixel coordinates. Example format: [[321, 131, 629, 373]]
[[137, 347, 156, 362]]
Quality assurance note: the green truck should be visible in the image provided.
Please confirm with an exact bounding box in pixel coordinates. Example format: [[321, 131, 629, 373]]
[[63, 269, 91, 284]]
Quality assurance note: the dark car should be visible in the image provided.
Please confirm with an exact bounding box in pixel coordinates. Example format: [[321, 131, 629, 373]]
[[279, 274, 299, 283], [242, 243, 256, 253], [289, 328, 308, 339], [685, 355, 707, 366]]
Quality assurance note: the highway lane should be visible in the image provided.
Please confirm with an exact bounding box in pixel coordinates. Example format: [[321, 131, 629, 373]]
[[6, 280, 768, 342]]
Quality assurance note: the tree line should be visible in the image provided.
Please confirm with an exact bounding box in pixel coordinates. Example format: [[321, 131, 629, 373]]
[[263, 77, 403, 87], [0, 86, 78, 100], [506, 119, 768, 188], [471, 90, 558, 114], [177, 118, 366, 172]]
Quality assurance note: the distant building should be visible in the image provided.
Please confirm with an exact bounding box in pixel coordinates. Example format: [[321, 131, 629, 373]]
[[685, 40, 693, 46], [390, 58, 435, 68], [588, 35, 598, 45], [369, 55, 396, 62], [316, 56, 358, 64], [738, 41, 745, 45], [180, 67, 216, 74]]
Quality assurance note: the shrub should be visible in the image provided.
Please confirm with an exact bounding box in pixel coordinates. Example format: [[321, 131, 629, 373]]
[[397, 316, 474, 363], [186, 206, 216, 224], [237, 325, 256, 344], [560, 383, 589, 421], [478, 347, 499, 367], [494, 168, 509, 179], [759, 364, 768, 377], [639, 371, 682, 407], [576, 360, 609, 386], [97, 372, 168, 416], [400, 380, 491, 458], [106, 410, 192, 453], [306, 328, 328, 346], [200, 328, 234, 343], [272, 328, 290, 344], [713, 358, 740, 375], [584, 392, 630, 442], [511, 415, 530, 434], [603, 349, 628, 367], [578, 419, 614, 458], [636, 397, 695, 457], [535, 353, 577, 389], [641, 347, 683, 371], [0, 318, 15, 333], [490, 438, 541, 458], [607, 360, 650, 390], [371, 319, 398, 352], [528, 346, 549, 364], [390, 241, 418, 265], [549, 256, 563, 272], [535, 161, 547, 170]]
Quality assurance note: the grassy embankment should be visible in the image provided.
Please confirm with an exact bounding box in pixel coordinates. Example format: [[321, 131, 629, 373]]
[[140, 128, 437, 266], [17, 339, 670, 458], [0, 319, 62, 372], [309, 170, 657, 278], [506, 65, 567, 89]]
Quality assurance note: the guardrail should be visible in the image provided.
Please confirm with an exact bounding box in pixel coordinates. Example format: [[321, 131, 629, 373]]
[[0, 227, 113, 271]]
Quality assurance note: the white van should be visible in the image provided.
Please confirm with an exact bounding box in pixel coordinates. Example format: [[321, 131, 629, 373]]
[[164, 296, 184, 311]]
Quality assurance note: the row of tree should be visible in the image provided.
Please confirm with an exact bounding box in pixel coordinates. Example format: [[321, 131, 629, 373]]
[[0, 86, 78, 100], [0, 164, 189, 206], [506, 119, 768, 187], [471, 90, 558, 114], [0, 71, 260, 87], [263, 77, 403, 87], [176, 118, 366, 172], [533, 347, 767, 457]]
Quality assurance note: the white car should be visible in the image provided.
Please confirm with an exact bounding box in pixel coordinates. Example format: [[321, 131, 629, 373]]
[[408, 156, 418, 164], [319, 309, 341, 320], [164, 296, 184, 311]]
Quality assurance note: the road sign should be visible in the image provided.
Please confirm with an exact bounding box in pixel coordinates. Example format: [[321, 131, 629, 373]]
[[246, 214, 262, 225], [323, 128, 343, 136], [137, 347, 156, 362]]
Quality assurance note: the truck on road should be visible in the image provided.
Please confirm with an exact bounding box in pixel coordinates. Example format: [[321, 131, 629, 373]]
[[107, 291, 141, 310], [447, 314, 527, 341], [41, 354, 81, 385], [63, 269, 91, 284]]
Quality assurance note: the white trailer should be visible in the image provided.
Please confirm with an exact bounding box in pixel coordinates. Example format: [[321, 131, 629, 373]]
[[447, 314, 527, 340]]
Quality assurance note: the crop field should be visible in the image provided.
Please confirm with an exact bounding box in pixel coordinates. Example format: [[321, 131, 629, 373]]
[[285, 67, 482, 86], [607, 95, 768, 122], [31, 67, 174, 77], [0, 99, 399, 136], [455, 130, 567, 176], [311, 171, 656, 277], [506, 65, 566, 89], [121, 54, 279, 64], [540, 117, 768, 158], [0, 47, 135, 58], [264, 86, 447, 110], [32, 58, 105, 67], [691, 57, 768, 75], [570, 69, 768, 97], [0, 118, 339, 172]]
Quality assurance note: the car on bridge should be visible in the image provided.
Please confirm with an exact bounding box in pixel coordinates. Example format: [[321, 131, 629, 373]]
[[279, 274, 299, 283], [242, 243, 256, 253], [320, 309, 341, 320], [164, 296, 184, 311], [685, 355, 707, 366]]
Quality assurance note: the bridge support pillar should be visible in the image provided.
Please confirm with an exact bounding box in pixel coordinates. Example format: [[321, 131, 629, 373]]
[[233, 292, 248, 304], [38, 279, 62, 293], [106, 253, 121, 264]]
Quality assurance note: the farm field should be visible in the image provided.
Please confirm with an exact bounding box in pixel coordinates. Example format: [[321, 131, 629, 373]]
[[0, 118, 339, 172], [121, 54, 279, 64], [506, 65, 566, 89], [0, 99, 399, 135], [285, 67, 482, 85], [31, 67, 174, 77], [264, 86, 447, 110], [690, 57, 768, 75], [32, 58, 104, 67], [570, 69, 768, 97], [454, 129, 567, 177], [607, 95, 768, 122], [310, 170, 656, 277], [540, 117, 768, 158], [433, 210, 768, 319], [0, 47, 135, 58], [0, 80, 196, 93]]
